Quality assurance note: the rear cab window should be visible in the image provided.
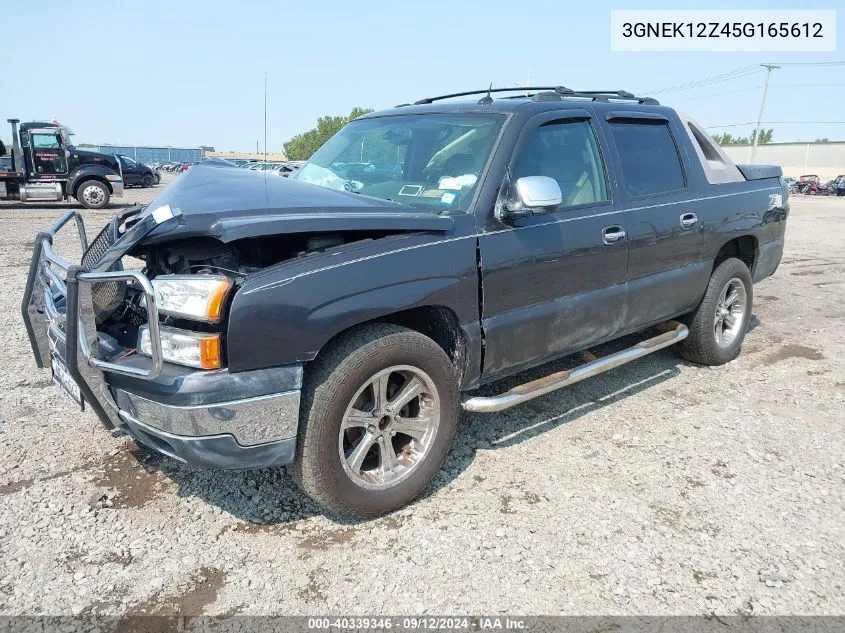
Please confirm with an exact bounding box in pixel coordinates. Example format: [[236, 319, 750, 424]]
[[608, 119, 685, 197]]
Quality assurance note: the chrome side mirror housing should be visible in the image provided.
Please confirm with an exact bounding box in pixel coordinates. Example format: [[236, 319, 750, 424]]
[[497, 176, 562, 222]]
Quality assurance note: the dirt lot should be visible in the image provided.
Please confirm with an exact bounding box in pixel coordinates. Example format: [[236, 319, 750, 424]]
[[0, 177, 843, 616]]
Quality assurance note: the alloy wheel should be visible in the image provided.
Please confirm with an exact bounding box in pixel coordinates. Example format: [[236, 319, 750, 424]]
[[338, 365, 440, 490], [714, 277, 747, 347]]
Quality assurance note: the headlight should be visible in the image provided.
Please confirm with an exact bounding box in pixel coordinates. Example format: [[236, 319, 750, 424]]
[[151, 275, 233, 322], [138, 325, 221, 369]]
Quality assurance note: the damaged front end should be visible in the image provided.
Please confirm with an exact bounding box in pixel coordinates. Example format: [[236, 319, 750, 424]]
[[21, 204, 302, 470], [22, 162, 457, 469]]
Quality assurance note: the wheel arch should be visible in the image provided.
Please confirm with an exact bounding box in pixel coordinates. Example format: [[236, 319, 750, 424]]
[[713, 235, 758, 273], [69, 168, 114, 196], [310, 305, 471, 385]]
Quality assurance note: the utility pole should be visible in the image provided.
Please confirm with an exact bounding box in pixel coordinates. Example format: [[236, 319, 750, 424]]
[[749, 64, 779, 163], [263, 71, 268, 164]]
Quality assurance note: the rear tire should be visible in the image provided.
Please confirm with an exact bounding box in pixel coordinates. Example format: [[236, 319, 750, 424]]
[[679, 257, 753, 366], [75, 180, 110, 210], [291, 324, 459, 518]]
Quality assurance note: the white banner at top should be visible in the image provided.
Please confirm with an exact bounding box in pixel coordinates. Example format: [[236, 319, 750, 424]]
[[611, 10, 836, 52]]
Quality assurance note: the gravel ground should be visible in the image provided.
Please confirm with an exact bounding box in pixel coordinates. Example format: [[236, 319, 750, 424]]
[[0, 177, 843, 617]]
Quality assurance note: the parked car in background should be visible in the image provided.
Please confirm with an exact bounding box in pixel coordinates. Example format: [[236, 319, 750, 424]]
[[830, 175, 845, 196], [22, 86, 788, 517], [227, 159, 257, 168], [272, 161, 305, 177], [117, 155, 157, 188]]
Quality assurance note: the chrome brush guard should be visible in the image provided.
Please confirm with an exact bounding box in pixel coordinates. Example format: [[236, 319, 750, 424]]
[[21, 206, 179, 428]]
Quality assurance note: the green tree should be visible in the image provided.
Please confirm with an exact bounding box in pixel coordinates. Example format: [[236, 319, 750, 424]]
[[712, 128, 773, 145], [712, 132, 740, 145], [814, 137, 830, 143], [283, 107, 373, 160]]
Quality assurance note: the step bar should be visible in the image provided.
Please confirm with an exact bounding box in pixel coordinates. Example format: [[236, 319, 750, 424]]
[[461, 321, 688, 413]]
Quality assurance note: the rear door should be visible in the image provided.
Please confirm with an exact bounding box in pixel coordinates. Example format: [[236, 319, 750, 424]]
[[602, 111, 709, 331], [478, 109, 628, 380]]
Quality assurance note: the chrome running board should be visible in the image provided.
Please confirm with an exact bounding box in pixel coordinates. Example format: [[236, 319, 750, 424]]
[[461, 321, 688, 413]]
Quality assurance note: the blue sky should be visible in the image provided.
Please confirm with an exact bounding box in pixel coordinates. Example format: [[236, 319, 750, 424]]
[[2, 0, 841, 151]]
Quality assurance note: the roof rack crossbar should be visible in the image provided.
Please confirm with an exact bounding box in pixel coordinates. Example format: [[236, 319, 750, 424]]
[[412, 87, 565, 105], [406, 87, 659, 106]]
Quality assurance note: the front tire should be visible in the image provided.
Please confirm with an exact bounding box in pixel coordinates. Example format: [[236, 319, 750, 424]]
[[75, 180, 110, 210], [679, 257, 753, 366], [291, 324, 459, 518], [142, 174, 154, 188]]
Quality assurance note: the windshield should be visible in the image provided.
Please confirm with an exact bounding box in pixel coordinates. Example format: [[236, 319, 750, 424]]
[[295, 113, 504, 212]]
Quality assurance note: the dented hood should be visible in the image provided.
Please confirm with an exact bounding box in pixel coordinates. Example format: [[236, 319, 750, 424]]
[[139, 161, 453, 245]]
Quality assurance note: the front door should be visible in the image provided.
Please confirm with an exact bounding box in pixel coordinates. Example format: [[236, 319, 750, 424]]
[[118, 155, 142, 185], [29, 131, 68, 177], [478, 110, 628, 380]]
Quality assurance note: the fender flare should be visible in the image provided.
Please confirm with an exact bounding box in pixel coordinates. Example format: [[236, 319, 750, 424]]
[[68, 164, 121, 196]]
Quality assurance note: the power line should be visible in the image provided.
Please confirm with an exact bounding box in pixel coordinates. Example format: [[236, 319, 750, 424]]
[[770, 82, 845, 88], [640, 65, 763, 95], [761, 61, 845, 66], [705, 123, 756, 129], [706, 121, 845, 129], [641, 62, 845, 96], [670, 82, 845, 102], [670, 87, 762, 101]]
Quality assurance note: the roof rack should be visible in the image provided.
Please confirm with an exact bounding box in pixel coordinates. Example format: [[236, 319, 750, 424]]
[[402, 86, 659, 107]]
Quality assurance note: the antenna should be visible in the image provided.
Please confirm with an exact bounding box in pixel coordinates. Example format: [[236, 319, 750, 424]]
[[263, 71, 268, 165], [477, 82, 493, 105]]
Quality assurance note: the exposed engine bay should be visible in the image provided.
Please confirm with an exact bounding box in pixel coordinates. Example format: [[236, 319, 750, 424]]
[[135, 230, 396, 278], [95, 229, 401, 351]]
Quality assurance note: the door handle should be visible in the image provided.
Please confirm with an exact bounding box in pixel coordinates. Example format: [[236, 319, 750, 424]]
[[680, 212, 698, 229], [602, 225, 626, 245]]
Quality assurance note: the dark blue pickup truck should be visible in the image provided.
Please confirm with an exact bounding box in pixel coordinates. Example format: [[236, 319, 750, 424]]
[[22, 87, 788, 517]]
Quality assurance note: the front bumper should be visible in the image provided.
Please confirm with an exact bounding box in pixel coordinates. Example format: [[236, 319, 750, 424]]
[[119, 414, 297, 470], [21, 209, 302, 470]]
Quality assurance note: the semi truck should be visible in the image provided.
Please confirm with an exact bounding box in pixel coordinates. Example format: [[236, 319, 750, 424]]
[[0, 119, 123, 209]]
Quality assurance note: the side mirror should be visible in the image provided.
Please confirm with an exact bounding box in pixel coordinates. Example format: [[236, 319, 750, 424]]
[[498, 176, 562, 222]]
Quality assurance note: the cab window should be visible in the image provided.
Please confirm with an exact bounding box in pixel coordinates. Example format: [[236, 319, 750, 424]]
[[609, 121, 685, 196], [31, 134, 62, 149], [512, 120, 609, 208]]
